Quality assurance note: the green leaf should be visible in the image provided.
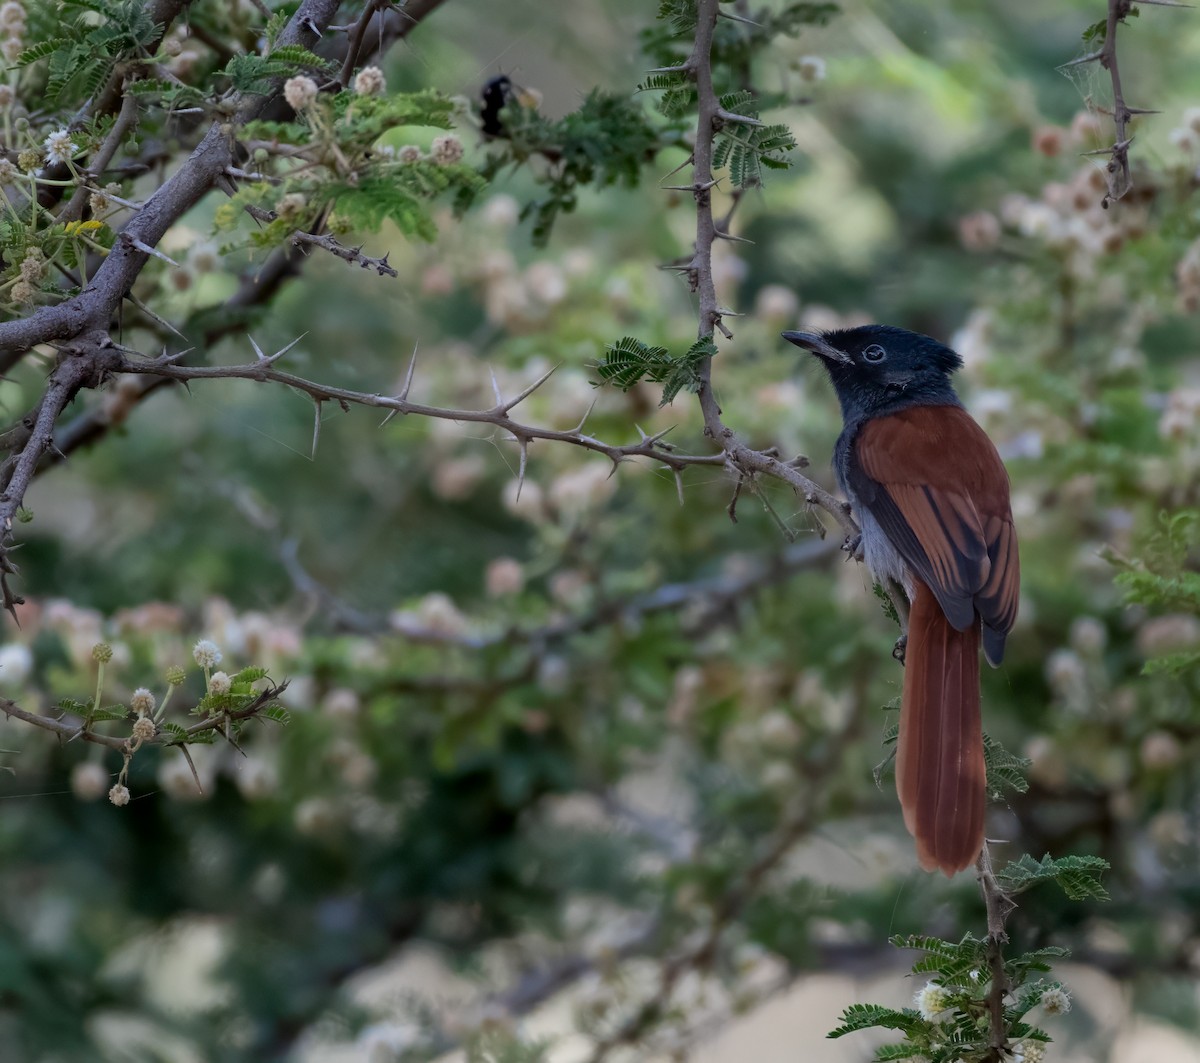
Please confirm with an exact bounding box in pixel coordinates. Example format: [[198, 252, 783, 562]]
[[263, 10, 289, 49], [333, 88, 458, 139], [232, 666, 269, 684], [983, 731, 1030, 798], [161, 722, 188, 742], [594, 335, 715, 406], [996, 853, 1111, 901], [330, 166, 484, 242], [657, 0, 699, 35], [828, 1003, 923, 1039], [872, 581, 901, 626], [1142, 649, 1200, 677], [88, 706, 133, 723], [16, 38, 70, 65], [594, 336, 671, 391], [224, 54, 281, 95], [713, 98, 797, 188], [891, 933, 987, 986], [261, 705, 291, 726], [266, 44, 335, 72]]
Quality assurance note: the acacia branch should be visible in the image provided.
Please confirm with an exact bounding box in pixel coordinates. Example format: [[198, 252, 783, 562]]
[[1099, 0, 1135, 203], [0, 339, 120, 617], [977, 842, 1017, 1061], [290, 230, 398, 276], [682, 0, 859, 544], [107, 342, 727, 475], [1085, 0, 1187, 205], [0, 683, 287, 753], [338, 0, 383, 87]]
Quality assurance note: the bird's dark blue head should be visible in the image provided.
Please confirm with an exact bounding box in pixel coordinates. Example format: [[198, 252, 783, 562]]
[[782, 324, 963, 425]]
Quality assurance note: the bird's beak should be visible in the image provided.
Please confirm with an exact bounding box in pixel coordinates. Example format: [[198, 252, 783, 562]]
[[781, 331, 852, 365]]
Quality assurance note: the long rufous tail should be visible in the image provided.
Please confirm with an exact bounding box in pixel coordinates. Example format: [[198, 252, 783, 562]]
[[896, 581, 985, 876]]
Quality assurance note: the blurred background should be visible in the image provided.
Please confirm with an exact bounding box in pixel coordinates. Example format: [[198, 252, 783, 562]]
[[3, 0, 1200, 1059]]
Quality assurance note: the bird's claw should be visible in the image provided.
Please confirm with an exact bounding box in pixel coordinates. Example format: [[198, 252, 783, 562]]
[[892, 634, 907, 666], [843, 533, 863, 562]]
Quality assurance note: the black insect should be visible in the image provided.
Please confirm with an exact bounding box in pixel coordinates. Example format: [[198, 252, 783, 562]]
[[480, 75, 516, 137]]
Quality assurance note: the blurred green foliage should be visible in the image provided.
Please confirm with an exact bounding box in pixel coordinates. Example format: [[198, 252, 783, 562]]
[[1, 0, 1200, 1060]]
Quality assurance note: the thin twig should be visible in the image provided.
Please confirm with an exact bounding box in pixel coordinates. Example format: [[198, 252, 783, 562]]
[[338, 0, 382, 88], [61, 92, 141, 224], [290, 230, 398, 276]]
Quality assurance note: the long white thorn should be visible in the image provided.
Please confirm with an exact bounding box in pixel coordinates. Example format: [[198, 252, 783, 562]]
[[637, 424, 678, 450], [311, 399, 322, 460], [271, 334, 306, 361], [125, 235, 180, 267], [572, 399, 598, 434], [502, 364, 559, 413], [716, 108, 763, 127], [399, 343, 419, 401], [125, 291, 186, 339], [490, 366, 503, 406], [515, 438, 529, 501]]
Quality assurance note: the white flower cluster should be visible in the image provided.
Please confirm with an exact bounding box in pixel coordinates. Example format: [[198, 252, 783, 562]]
[[43, 129, 76, 167], [283, 74, 318, 111], [353, 65, 386, 97], [913, 981, 952, 1023]]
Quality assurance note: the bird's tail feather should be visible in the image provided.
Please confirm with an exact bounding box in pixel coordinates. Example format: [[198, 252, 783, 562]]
[[896, 581, 985, 876]]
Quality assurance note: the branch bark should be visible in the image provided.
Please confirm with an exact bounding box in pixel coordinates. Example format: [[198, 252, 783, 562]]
[[684, 0, 859, 544], [107, 344, 727, 475], [976, 841, 1017, 1061], [1099, 0, 1135, 204]]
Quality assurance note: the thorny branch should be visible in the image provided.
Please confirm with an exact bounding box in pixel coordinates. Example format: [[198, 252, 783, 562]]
[[289, 230, 399, 276], [338, 0, 383, 88], [977, 842, 1018, 1061], [0, 682, 288, 754], [107, 339, 727, 478], [1073, 0, 1187, 205], [1098, 0, 1136, 204], [677, 0, 860, 546]]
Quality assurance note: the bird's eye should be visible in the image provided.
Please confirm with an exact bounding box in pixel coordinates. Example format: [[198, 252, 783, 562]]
[[862, 344, 887, 363]]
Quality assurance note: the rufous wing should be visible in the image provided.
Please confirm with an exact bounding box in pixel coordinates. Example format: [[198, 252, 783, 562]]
[[847, 404, 1019, 662]]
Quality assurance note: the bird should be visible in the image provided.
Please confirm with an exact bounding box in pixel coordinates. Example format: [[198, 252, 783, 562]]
[[782, 325, 1019, 876]]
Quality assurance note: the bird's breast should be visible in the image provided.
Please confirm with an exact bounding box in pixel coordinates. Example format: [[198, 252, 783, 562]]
[[847, 485, 913, 598]]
